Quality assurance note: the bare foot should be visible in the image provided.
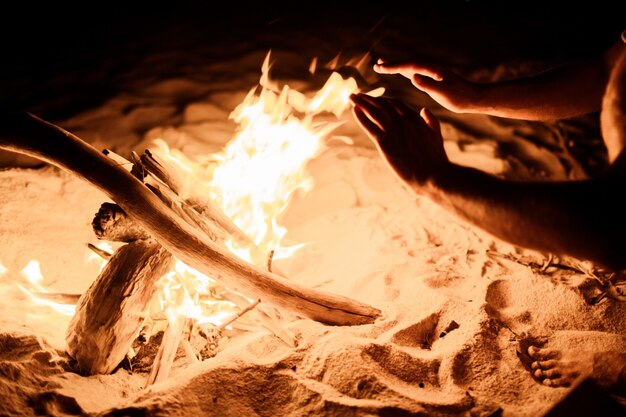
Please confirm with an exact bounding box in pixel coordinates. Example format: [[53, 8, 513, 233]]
[[528, 345, 626, 395], [527, 345, 594, 387]]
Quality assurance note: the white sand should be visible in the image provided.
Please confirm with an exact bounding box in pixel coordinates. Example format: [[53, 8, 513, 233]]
[[1, 40, 625, 417]]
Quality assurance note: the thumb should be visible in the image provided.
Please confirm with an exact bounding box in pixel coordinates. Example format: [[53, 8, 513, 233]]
[[420, 108, 441, 135], [411, 74, 440, 92]]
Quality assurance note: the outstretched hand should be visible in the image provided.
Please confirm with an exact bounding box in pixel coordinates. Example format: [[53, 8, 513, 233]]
[[374, 59, 482, 113], [349, 93, 449, 188]]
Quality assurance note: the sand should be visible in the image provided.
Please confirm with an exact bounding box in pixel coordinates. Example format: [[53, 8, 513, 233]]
[[1, 7, 625, 417]]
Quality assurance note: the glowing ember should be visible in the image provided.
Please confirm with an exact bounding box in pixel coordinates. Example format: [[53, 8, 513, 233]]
[[154, 260, 241, 327]]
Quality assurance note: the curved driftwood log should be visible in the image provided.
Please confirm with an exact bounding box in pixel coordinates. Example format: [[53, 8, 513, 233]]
[[0, 113, 381, 325]]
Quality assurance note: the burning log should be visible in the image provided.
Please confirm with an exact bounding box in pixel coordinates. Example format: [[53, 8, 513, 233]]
[[66, 238, 175, 374], [0, 112, 381, 326], [140, 150, 251, 248], [138, 149, 289, 280]]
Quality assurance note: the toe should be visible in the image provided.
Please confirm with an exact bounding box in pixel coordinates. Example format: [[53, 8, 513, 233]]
[[528, 347, 560, 361], [542, 368, 561, 378], [537, 359, 558, 370], [547, 376, 573, 388]]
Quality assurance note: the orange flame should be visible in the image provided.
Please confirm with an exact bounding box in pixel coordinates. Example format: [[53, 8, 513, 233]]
[[147, 51, 383, 327], [17, 260, 76, 316], [11, 51, 383, 333]]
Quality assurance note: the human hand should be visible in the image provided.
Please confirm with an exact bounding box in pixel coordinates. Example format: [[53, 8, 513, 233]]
[[349, 93, 449, 187], [374, 59, 482, 113]]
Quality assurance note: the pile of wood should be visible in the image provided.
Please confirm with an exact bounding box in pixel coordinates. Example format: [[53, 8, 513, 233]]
[[0, 112, 381, 384]]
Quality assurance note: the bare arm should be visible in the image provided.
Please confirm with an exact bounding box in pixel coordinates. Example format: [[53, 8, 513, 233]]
[[375, 39, 625, 121], [425, 163, 626, 270], [350, 93, 626, 271]]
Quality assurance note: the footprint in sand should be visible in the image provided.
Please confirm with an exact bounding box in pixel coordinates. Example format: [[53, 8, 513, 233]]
[[362, 343, 441, 387], [484, 279, 515, 330], [484, 279, 533, 332], [390, 313, 441, 350], [485, 279, 510, 309], [359, 312, 463, 389]]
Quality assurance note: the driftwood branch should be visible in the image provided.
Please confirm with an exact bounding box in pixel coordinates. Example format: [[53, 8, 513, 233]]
[[66, 238, 175, 374], [0, 112, 381, 325]]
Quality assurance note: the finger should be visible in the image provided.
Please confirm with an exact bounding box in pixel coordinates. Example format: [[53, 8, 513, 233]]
[[375, 62, 446, 81], [349, 94, 395, 126], [352, 107, 383, 138], [389, 99, 427, 123], [420, 108, 441, 134], [528, 346, 560, 361], [411, 74, 442, 92]]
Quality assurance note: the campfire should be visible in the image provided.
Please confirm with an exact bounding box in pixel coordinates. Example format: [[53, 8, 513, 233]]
[[1, 52, 384, 386], [4, 6, 626, 416]]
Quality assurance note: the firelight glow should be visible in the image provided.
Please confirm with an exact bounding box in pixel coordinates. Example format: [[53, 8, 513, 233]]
[[147, 52, 384, 326], [12, 51, 383, 332], [155, 260, 239, 326], [18, 260, 76, 316]]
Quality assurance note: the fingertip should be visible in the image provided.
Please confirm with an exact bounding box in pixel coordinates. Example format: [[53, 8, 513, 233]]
[[420, 107, 441, 133], [349, 93, 362, 104]]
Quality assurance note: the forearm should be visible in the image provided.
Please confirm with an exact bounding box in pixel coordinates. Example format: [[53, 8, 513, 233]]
[[473, 57, 608, 121], [420, 163, 626, 269]]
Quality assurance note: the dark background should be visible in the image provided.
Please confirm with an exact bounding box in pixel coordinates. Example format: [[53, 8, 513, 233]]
[[1, 1, 625, 121]]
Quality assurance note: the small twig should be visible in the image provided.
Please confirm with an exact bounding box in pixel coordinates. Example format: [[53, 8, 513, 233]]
[[87, 243, 113, 260], [182, 319, 200, 364], [218, 299, 260, 330], [146, 313, 186, 387], [130, 151, 146, 181], [267, 250, 275, 273], [30, 291, 80, 304], [141, 149, 184, 195], [182, 339, 200, 364]]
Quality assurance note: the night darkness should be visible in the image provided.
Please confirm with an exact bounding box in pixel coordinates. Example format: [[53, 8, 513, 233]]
[[1, 1, 625, 120]]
